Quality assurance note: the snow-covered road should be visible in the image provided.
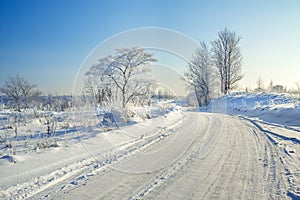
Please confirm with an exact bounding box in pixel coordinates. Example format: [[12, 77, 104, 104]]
[[1, 110, 299, 199]]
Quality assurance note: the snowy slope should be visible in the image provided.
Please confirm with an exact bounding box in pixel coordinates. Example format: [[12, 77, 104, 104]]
[[208, 93, 300, 127]]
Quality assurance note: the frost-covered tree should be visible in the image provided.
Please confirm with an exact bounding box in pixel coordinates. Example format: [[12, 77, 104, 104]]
[[272, 85, 286, 93], [84, 59, 114, 106], [85, 47, 157, 122], [0, 75, 41, 111], [256, 76, 264, 89], [267, 80, 274, 93], [184, 42, 215, 106], [106, 48, 156, 110], [211, 28, 243, 94], [255, 76, 265, 93], [296, 82, 300, 94]]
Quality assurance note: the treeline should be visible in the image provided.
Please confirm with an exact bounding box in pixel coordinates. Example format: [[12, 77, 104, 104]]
[[252, 76, 300, 94], [0, 94, 72, 112], [0, 75, 72, 112]]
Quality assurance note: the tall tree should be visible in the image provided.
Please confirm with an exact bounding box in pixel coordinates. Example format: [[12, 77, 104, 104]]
[[184, 42, 215, 106], [85, 47, 157, 122], [107, 48, 156, 112], [211, 28, 243, 94]]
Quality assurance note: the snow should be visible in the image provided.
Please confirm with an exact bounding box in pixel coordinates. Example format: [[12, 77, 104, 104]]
[[204, 93, 300, 198], [208, 93, 300, 127], [1, 95, 300, 199]]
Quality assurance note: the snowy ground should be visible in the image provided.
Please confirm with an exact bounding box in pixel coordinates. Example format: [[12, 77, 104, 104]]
[[1, 95, 300, 199]]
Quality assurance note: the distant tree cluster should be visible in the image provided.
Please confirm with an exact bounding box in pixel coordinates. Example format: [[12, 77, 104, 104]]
[[155, 87, 174, 100], [185, 28, 243, 106], [83, 47, 157, 121], [0, 75, 73, 112], [41, 95, 72, 112], [0, 75, 41, 111], [253, 77, 287, 94]]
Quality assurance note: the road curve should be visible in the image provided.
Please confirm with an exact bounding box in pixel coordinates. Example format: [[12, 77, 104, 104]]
[[36, 112, 290, 199]]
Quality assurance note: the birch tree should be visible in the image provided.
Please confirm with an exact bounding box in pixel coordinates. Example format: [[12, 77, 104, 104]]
[[184, 42, 215, 106], [211, 28, 243, 94]]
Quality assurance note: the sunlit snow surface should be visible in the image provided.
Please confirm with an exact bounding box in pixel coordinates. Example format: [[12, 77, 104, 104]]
[[0, 94, 300, 199]]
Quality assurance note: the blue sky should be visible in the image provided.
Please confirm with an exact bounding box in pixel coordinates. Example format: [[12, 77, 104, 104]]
[[0, 0, 300, 94]]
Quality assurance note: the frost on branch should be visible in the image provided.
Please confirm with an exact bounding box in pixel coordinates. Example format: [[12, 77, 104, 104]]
[[84, 47, 157, 122]]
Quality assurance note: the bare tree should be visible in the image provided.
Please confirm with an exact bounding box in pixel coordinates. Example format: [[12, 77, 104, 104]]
[[0, 75, 41, 111], [211, 28, 243, 94], [85, 60, 114, 106], [185, 42, 216, 106], [85, 47, 157, 122], [296, 81, 300, 94], [267, 80, 274, 93], [106, 48, 157, 111], [255, 76, 265, 93]]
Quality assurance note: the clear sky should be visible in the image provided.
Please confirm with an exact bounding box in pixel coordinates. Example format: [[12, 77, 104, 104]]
[[0, 0, 300, 94]]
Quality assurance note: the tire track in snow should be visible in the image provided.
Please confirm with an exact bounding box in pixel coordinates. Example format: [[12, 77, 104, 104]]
[[242, 117, 300, 199], [138, 114, 291, 200], [130, 113, 224, 199], [22, 110, 184, 199], [0, 111, 181, 199], [200, 117, 253, 199], [17, 112, 295, 199], [241, 119, 287, 199]]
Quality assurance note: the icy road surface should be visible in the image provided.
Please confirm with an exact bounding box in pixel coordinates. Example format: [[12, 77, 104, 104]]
[[1, 111, 299, 199]]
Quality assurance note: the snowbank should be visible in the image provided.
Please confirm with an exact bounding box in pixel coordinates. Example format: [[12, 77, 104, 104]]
[[205, 93, 300, 127]]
